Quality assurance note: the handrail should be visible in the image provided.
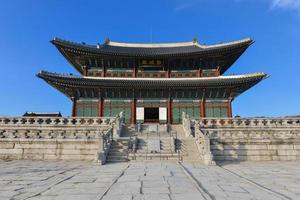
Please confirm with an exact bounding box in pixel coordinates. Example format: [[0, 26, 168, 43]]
[[193, 117, 300, 128], [0, 112, 125, 165], [0, 116, 116, 127], [159, 129, 162, 160]]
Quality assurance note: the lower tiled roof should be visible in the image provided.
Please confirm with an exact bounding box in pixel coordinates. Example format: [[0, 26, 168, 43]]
[[37, 71, 267, 88]]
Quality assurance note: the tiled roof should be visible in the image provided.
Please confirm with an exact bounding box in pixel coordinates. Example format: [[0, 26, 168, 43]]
[[52, 37, 253, 57], [37, 71, 267, 88]]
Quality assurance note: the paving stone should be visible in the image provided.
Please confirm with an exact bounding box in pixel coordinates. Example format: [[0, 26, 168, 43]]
[[142, 186, 170, 194], [172, 193, 205, 200], [0, 160, 298, 199], [142, 180, 169, 188], [107, 181, 141, 195], [133, 194, 170, 200]]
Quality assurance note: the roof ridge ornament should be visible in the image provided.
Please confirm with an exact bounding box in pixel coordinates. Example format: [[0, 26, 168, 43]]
[[104, 37, 110, 44], [192, 37, 198, 44]]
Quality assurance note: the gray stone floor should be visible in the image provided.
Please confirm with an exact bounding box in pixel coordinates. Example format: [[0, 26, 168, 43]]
[[0, 160, 299, 200]]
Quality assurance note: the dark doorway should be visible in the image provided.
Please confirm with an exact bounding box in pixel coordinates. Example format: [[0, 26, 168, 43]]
[[144, 107, 159, 123]]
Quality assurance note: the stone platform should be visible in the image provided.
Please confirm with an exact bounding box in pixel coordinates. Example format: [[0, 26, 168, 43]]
[[0, 160, 299, 200]]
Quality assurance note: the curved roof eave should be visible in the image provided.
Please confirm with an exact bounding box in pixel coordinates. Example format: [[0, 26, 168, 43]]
[[51, 37, 253, 57], [37, 70, 267, 88]]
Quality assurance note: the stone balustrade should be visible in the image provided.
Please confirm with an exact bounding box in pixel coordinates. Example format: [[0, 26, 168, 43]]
[[182, 112, 192, 137], [182, 113, 300, 162], [0, 116, 115, 127], [96, 126, 114, 164], [194, 122, 215, 165], [0, 113, 124, 163], [0, 115, 123, 139], [195, 117, 300, 128], [113, 112, 124, 138], [182, 112, 214, 165]]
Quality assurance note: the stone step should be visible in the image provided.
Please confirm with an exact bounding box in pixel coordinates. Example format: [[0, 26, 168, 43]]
[[111, 142, 128, 145], [106, 138, 130, 163], [109, 149, 128, 153], [130, 153, 179, 157], [106, 159, 129, 163], [129, 155, 179, 160], [108, 152, 128, 156], [132, 157, 179, 161], [133, 150, 175, 153], [106, 154, 128, 157], [110, 145, 128, 149], [112, 143, 128, 146]]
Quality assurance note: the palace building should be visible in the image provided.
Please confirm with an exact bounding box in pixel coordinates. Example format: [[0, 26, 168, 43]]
[[37, 37, 267, 124]]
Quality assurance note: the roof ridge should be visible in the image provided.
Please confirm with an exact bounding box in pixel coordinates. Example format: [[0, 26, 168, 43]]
[[52, 37, 253, 49], [107, 41, 197, 48]]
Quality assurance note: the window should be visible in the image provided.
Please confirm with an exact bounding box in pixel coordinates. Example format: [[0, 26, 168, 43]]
[[172, 100, 200, 123], [202, 69, 217, 77], [205, 101, 228, 118], [76, 99, 98, 117]]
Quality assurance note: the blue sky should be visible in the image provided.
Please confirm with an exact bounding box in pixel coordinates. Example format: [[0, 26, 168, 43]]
[[0, 0, 299, 117]]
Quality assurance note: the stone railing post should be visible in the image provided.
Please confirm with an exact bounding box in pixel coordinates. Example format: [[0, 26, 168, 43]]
[[112, 112, 124, 138], [182, 112, 192, 137], [95, 127, 114, 165], [95, 131, 104, 164], [194, 122, 215, 165]]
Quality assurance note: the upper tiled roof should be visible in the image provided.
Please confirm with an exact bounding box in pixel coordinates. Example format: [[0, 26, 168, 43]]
[[52, 37, 253, 57]]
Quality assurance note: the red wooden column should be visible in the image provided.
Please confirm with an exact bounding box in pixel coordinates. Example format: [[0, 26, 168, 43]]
[[71, 97, 77, 117], [83, 66, 88, 76], [133, 66, 137, 77], [198, 68, 202, 77], [98, 98, 103, 117], [227, 98, 233, 118], [102, 66, 106, 77], [215, 66, 221, 76], [167, 99, 172, 124], [200, 100, 205, 118], [131, 99, 136, 124]]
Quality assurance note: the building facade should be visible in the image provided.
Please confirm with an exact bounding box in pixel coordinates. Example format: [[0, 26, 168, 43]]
[[38, 37, 267, 124]]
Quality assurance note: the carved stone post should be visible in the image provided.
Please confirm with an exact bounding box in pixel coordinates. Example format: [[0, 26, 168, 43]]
[[194, 122, 215, 165], [95, 132, 105, 165]]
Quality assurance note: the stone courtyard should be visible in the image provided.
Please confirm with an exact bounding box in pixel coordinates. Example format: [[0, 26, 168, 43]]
[[0, 160, 299, 200]]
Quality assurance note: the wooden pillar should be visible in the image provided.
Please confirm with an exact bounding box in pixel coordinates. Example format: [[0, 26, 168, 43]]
[[101, 66, 105, 77], [167, 68, 171, 78], [98, 98, 103, 117], [133, 66, 137, 77], [215, 66, 220, 76], [200, 100, 205, 118], [167, 99, 172, 124], [83, 66, 88, 76], [71, 97, 77, 117], [227, 98, 233, 118], [198, 68, 202, 77], [131, 99, 136, 124]]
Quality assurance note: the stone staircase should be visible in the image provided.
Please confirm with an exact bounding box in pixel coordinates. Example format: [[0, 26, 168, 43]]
[[178, 138, 202, 163], [106, 124, 203, 163], [106, 139, 129, 163], [129, 136, 178, 160], [169, 125, 203, 163]]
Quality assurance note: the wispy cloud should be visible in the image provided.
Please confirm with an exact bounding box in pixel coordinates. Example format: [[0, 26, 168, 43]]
[[173, 0, 201, 12], [174, 0, 300, 13], [270, 0, 300, 11]]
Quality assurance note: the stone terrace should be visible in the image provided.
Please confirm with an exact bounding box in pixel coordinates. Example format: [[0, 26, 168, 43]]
[[0, 160, 299, 200]]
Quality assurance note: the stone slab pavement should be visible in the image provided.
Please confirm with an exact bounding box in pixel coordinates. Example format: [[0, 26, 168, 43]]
[[0, 160, 299, 200]]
